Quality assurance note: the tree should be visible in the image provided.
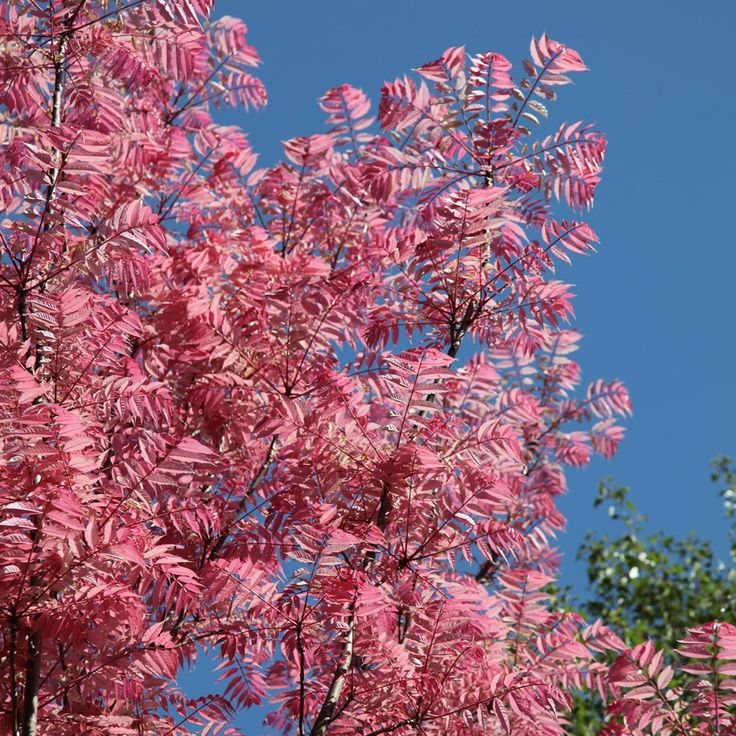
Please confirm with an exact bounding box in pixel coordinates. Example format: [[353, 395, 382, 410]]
[[579, 457, 736, 654], [0, 2, 729, 735], [566, 458, 736, 734]]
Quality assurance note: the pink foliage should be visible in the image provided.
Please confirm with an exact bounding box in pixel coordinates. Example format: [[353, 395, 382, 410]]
[[0, 3, 724, 735]]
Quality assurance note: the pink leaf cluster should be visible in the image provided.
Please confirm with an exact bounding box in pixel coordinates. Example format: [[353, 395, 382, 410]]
[[0, 3, 726, 736]]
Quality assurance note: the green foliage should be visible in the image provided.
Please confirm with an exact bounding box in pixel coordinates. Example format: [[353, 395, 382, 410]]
[[579, 457, 735, 653], [566, 456, 736, 733]]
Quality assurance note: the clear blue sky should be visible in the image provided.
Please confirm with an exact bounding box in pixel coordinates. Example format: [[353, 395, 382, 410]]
[[192, 0, 736, 727]]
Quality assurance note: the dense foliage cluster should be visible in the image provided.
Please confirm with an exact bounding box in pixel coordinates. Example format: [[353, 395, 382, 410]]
[[566, 459, 736, 734], [579, 459, 736, 653], [0, 2, 732, 734]]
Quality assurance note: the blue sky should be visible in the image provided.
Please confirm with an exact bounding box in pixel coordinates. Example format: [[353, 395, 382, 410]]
[[198, 0, 736, 726]]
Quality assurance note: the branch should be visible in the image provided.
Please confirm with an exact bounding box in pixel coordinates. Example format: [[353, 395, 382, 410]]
[[19, 7, 84, 731], [9, 612, 19, 736], [203, 434, 278, 564], [21, 625, 42, 736], [363, 719, 417, 736], [309, 608, 355, 736], [297, 622, 307, 736]]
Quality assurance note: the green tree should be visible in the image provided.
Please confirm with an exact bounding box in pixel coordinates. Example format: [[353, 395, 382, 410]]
[[568, 456, 736, 734]]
